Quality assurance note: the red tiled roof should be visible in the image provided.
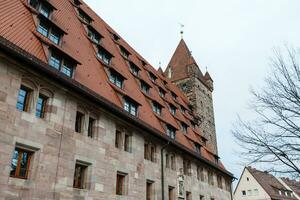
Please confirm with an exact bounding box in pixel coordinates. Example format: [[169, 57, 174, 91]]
[[0, 0, 223, 168]]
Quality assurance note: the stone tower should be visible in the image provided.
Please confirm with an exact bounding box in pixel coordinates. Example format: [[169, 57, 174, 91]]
[[164, 39, 218, 154]]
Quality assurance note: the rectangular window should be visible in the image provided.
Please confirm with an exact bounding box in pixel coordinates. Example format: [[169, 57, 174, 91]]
[[146, 180, 154, 200], [29, 0, 38, 8], [150, 145, 156, 162], [242, 190, 246, 196], [171, 92, 177, 100], [181, 123, 188, 134], [16, 85, 31, 112], [120, 46, 130, 58], [124, 134, 132, 152], [186, 192, 192, 200], [37, 20, 49, 37], [62, 61, 73, 77], [152, 102, 162, 115], [116, 172, 127, 195], [149, 72, 157, 82], [49, 29, 61, 45], [97, 47, 112, 65], [39, 3, 51, 18], [78, 8, 92, 24], [115, 130, 122, 148], [109, 71, 124, 88], [144, 142, 155, 162], [10, 148, 33, 179], [168, 186, 175, 200], [129, 62, 139, 76], [144, 143, 149, 160], [73, 162, 88, 189], [36, 94, 48, 118], [87, 27, 101, 44], [170, 154, 176, 170], [124, 99, 138, 116], [159, 88, 165, 98], [87, 117, 95, 138], [183, 159, 191, 176], [49, 53, 61, 70], [75, 111, 84, 133], [195, 143, 201, 154], [141, 80, 150, 94], [167, 126, 176, 139], [169, 104, 176, 115]]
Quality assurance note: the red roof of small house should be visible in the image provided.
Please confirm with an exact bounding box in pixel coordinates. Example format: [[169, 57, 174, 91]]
[[0, 0, 226, 170]]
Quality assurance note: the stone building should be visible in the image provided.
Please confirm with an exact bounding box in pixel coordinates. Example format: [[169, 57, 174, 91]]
[[0, 0, 233, 199]]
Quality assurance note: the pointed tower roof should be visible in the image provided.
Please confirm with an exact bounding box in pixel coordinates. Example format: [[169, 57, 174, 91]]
[[165, 39, 201, 81], [204, 71, 213, 82]]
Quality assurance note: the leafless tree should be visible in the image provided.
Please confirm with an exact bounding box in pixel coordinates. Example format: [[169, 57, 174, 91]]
[[232, 46, 300, 178]]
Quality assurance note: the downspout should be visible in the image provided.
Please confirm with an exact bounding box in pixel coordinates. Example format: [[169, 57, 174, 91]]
[[161, 141, 170, 200]]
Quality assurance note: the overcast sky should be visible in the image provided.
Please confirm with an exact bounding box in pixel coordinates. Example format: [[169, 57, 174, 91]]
[[85, 0, 300, 184]]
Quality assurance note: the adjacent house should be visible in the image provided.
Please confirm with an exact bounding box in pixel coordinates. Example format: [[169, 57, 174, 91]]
[[234, 167, 298, 200]]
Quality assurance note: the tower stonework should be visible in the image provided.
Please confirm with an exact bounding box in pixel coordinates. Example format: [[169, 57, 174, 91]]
[[165, 39, 218, 154]]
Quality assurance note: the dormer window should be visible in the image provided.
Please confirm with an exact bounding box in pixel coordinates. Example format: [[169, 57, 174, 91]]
[[78, 8, 92, 24], [87, 27, 101, 44], [73, 0, 82, 6], [112, 33, 120, 41], [129, 62, 139, 76], [49, 51, 74, 77], [149, 72, 157, 82], [169, 104, 176, 115], [191, 121, 196, 129], [171, 92, 177, 100], [195, 143, 201, 154], [141, 80, 150, 94], [152, 102, 162, 115], [159, 87, 166, 98], [124, 98, 138, 116], [37, 19, 62, 45], [181, 122, 188, 134], [97, 47, 112, 65], [109, 70, 124, 88], [141, 60, 147, 67], [29, 0, 38, 8], [180, 105, 186, 114], [120, 46, 130, 59], [167, 125, 176, 139], [39, 3, 51, 18]]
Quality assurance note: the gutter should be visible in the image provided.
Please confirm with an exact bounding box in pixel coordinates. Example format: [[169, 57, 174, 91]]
[[0, 36, 234, 178]]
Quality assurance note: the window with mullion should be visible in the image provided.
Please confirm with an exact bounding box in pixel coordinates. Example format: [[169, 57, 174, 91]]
[[49, 53, 61, 70], [39, 3, 51, 18], [97, 47, 112, 65], [49, 29, 61, 45], [36, 94, 48, 118], [152, 102, 162, 115], [141, 81, 150, 94], [87, 27, 101, 44], [169, 104, 176, 115], [124, 99, 138, 116], [62, 60, 74, 77], [129, 62, 139, 76], [10, 148, 32, 179], [37, 20, 49, 37], [181, 122, 188, 134], [167, 126, 176, 139], [109, 71, 123, 88]]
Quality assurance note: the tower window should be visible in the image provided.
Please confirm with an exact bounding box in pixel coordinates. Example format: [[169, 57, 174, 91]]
[[124, 98, 138, 116], [36, 94, 48, 118], [152, 102, 162, 115], [186, 192, 192, 200], [167, 125, 176, 139], [16, 85, 32, 112], [141, 80, 150, 94], [109, 70, 124, 88], [129, 62, 139, 76], [97, 47, 112, 65], [10, 148, 33, 179]]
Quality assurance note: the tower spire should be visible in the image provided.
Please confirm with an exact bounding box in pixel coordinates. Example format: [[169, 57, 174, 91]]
[[180, 23, 184, 39]]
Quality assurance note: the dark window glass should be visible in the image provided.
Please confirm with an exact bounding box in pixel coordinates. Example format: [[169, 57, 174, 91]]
[[78, 9, 92, 24], [62, 61, 73, 77], [39, 4, 51, 18], [152, 102, 162, 115], [124, 99, 138, 116], [195, 144, 201, 154], [75, 111, 84, 133], [36, 94, 48, 118], [29, 0, 38, 8], [97, 47, 112, 65], [159, 88, 165, 98], [141, 81, 150, 94], [169, 104, 176, 115], [183, 160, 191, 176], [109, 71, 123, 88], [49, 29, 60, 45], [37, 20, 49, 37], [167, 126, 176, 139], [87, 117, 95, 138], [16, 85, 31, 112], [116, 173, 126, 195], [149, 72, 156, 82], [168, 186, 175, 200], [124, 134, 131, 152], [120, 46, 130, 58], [129, 62, 139, 76], [49, 53, 61, 70], [87, 27, 101, 44], [10, 148, 32, 179], [73, 162, 88, 189], [115, 130, 122, 148], [181, 123, 188, 134], [171, 92, 177, 100]]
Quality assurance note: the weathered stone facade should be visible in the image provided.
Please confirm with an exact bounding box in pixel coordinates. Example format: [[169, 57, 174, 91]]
[[0, 52, 232, 199]]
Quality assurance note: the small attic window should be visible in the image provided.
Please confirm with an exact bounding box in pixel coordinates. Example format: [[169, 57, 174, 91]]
[[140, 80, 150, 94], [129, 62, 139, 76], [112, 33, 120, 41], [171, 92, 177, 100], [191, 121, 196, 129], [109, 70, 124, 88], [29, 0, 39, 8], [169, 104, 176, 115], [159, 87, 166, 98], [124, 98, 138, 116], [149, 72, 157, 82], [180, 105, 186, 114], [181, 122, 188, 134], [167, 125, 176, 139], [152, 101, 162, 115], [97, 47, 112, 65], [39, 3, 52, 18], [87, 26, 102, 44], [195, 143, 201, 154], [78, 8, 92, 24], [120, 46, 130, 59], [141, 60, 147, 67], [73, 0, 82, 6]]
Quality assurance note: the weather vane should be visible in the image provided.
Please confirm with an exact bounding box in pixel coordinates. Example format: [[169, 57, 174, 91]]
[[179, 23, 184, 38]]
